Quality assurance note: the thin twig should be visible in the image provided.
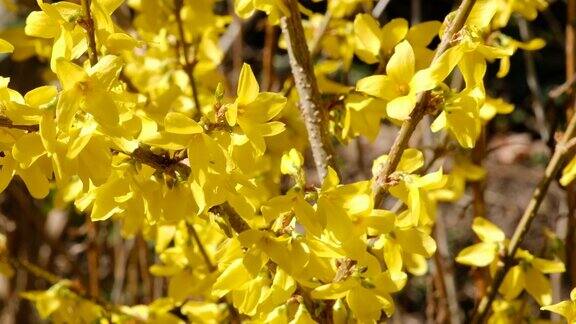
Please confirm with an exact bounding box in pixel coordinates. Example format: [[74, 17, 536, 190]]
[[86, 220, 100, 299], [80, 0, 101, 299], [0, 116, 39, 132], [173, 0, 201, 111], [187, 223, 216, 272], [8, 256, 133, 318], [472, 98, 576, 323], [80, 0, 98, 66], [280, 0, 339, 181], [262, 22, 278, 91], [136, 235, 152, 304], [372, 0, 392, 19], [564, 0, 576, 292], [517, 17, 549, 142], [372, 0, 478, 208], [435, 214, 462, 324]]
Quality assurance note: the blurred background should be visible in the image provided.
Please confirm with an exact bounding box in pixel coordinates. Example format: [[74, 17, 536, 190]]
[[0, 0, 574, 322]]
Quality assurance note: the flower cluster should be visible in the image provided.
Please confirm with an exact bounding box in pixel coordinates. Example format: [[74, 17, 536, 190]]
[[0, 0, 572, 323]]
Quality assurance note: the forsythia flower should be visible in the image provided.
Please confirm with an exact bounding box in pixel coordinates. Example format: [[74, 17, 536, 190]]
[[235, 0, 290, 24], [456, 217, 505, 267], [225, 63, 286, 155], [499, 249, 565, 305], [541, 287, 576, 322], [311, 255, 407, 322], [353, 14, 408, 65], [356, 40, 440, 120]]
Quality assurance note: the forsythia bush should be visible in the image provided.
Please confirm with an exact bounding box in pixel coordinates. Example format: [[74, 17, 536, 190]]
[[0, 0, 574, 323]]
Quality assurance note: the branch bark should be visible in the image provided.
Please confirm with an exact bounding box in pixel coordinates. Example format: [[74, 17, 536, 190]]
[[280, 0, 338, 181], [81, 0, 98, 66], [472, 98, 576, 323], [372, 0, 478, 208], [173, 0, 201, 112]]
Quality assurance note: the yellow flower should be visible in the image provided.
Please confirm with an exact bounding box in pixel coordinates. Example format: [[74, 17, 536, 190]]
[[311, 254, 406, 322], [499, 249, 565, 305], [479, 96, 514, 122], [353, 14, 408, 64], [431, 89, 482, 148], [54, 55, 124, 130], [25, 0, 85, 70], [541, 287, 576, 323], [456, 217, 505, 267], [235, 0, 290, 25], [225, 63, 286, 155], [356, 40, 440, 120], [373, 149, 445, 226], [492, 33, 545, 78]]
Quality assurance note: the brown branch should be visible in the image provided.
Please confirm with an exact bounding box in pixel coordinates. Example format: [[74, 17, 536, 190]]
[[434, 215, 462, 324], [262, 22, 278, 92], [8, 256, 133, 318], [136, 235, 152, 304], [80, 0, 102, 299], [565, 0, 576, 293], [80, 0, 98, 66], [0, 116, 39, 132], [280, 0, 339, 181], [86, 220, 100, 299], [187, 223, 216, 272], [372, 0, 478, 208], [517, 17, 549, 142], [472, 98, 576, 323], [173, 0, 201, 112]]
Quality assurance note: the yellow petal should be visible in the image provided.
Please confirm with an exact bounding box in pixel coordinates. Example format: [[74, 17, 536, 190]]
[[289, 304, 316, 324], [353, 14, 382, 64], [380, 18, 409, 54], [525, 266, 552, 305], [406, 21, 441, 47], [212, 258, 251, 298], [54, 58, 86, 90], [499, 265, 525, 300], [164, 112, 203, 134], [386, 40, 415, 85], [395, 227, 436, 258], [541, 301, 574, 320], [386, 95, 415, 121], [347, 287, 387, 323], [83, 87, 119, 126], [24, 86, 57, 108], [237, 63, 259, 106], [472, 217, 505, 243], [455, 242, 497, 267], [532, 258, 565, 274], [18, 165, 50, 199], [311, 279, 357, 299], [356, 75, 397, 100], [560, 156, 576, 187], [12, 134, 45, 168], [0, 39, 14, 53]]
